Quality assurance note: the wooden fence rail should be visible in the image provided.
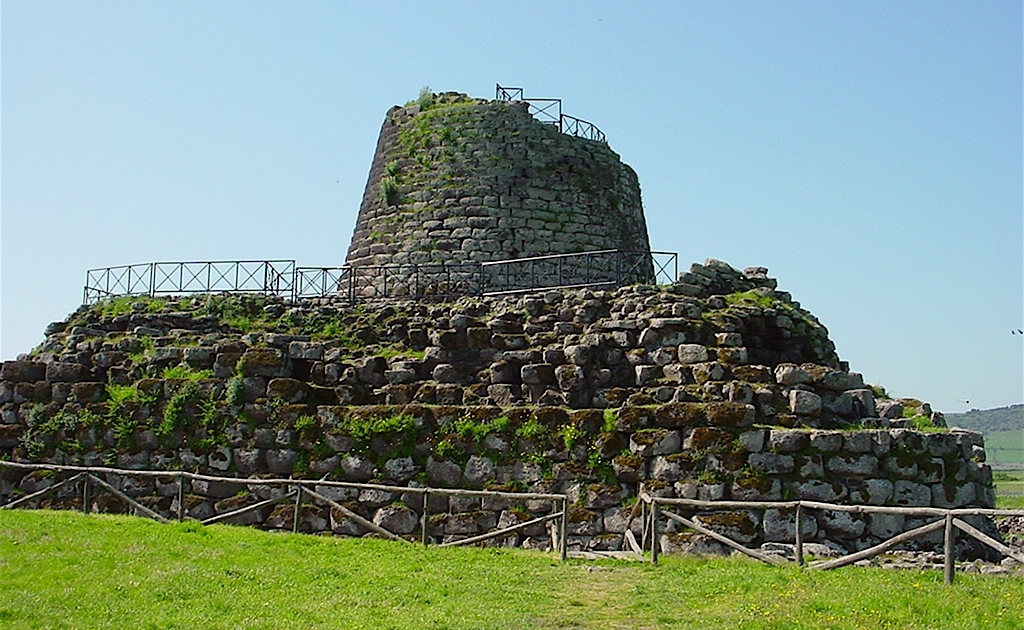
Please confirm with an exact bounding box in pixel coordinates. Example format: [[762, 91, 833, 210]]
[[638, 489, 1024, 584], [5, 461, 1022, 581], [0, 461, 569, 558]]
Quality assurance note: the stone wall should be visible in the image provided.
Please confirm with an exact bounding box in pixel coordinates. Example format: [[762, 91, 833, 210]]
[[1, 406, 992, 555], [345, 92, 651, 268], [0, 260, 996, 555]]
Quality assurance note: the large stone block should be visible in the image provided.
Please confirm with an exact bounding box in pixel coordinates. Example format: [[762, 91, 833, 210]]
[[788, 390, 822, 417], [240, 349, 287, 378], [763, 508, 817, 542], [0, 361, 46, 383], [45, 362, 92, 383], [825, 454, 879, 477]]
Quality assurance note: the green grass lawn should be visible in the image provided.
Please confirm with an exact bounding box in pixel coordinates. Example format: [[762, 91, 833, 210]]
[[986, 430, 1024, 469], [995, 469, 1024, 510], [2, 510, 1022, 630]]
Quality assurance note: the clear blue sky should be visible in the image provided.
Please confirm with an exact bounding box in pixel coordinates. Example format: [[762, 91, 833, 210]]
[[2, 1, 1021, 414]]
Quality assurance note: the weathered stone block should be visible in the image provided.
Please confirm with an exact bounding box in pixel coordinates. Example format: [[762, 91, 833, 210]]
[[373, 504, 419, 535], [207, 446, 232, 471], [45, 362, 91, 383], [677, 344, 709, 365], [339, 455, 376, 482], [426, 457, 462, 487], [867, 513, 906, 539], [266, 378, 309, 403], [849, 478, 893, 505], [737, 429, 767, 453], [892, 480, 931, 507], [383, 456, 418, 482], [763, 508, 818, 542], [0, 361, 46, 383], [825, 454, 879, 477], [240, 349, 287, 378], [630, 429, 681, 457], [463, 455, 495, 488], [190, 478, 244, 499], [775, 363, 811, 386], [288, 341, 324, 361], [384, 368, 418, 385], [555, 364, 584, 392], [716, 347, 749, 365], [769, 429, 809, 453], [788, 390, 822, 417], [732, 477, 781, 501], [489, 360, 521, 385], [818, 371, 864, 392], [790, 479, 847, 502], [634, 364, 660, 386], [749, 453, 795, 475], [521, 363, 555, 386], [808, 430, 843, 452], [847, 389, 876, 417], [691, 362, 724, 384], [652, 402, 705, 428], [705, 402, 755, 427], [819, 510, 865, 539]]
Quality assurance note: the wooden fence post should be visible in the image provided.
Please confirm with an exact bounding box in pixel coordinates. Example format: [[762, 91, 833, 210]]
[[944, 512, 955, 585], [560, 497, 568, 561], [651, 501, 660, 565], [421, 490, 430, 547], [176, 472, 186, 521], [293, 486, 303, 534], [640, 499, 648, 551], [795, 503, 805, 566], [82, 473, 91, 514]]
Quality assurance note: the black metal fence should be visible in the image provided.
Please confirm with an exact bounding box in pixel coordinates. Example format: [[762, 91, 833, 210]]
[[83, 260, 296, 304], [496, 84, 606, 143], [84, 250, 678, 304]]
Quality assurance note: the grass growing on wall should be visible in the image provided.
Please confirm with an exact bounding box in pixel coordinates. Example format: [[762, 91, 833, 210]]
[[2, 510, 1022, 630]]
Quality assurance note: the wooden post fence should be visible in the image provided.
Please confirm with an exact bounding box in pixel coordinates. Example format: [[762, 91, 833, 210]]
[[637, 493, 1024, 582], [4, 460, 1024, 580]]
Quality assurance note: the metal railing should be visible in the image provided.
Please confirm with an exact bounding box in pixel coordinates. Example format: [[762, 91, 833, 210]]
[[560, 114, 606, 143], [481, 249, 671, 295], [86, 251, 678, 304], [296, 263, 485, 300], [84, 260, 296, 304], [496, 84, 606, 143]]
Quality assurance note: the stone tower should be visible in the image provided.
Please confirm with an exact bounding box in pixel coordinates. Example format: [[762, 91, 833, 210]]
[[345, 91, 652, 268]]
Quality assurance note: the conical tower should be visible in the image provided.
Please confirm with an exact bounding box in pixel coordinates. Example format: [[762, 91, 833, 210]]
[[345, 91, 652, 269]]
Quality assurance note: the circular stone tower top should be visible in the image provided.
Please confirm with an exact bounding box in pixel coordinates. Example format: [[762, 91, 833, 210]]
[[345, 91, 651, 267]]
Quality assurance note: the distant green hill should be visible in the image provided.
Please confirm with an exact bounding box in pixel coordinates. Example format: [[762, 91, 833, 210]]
[[945, 404, 1023, 434]]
